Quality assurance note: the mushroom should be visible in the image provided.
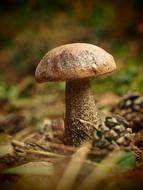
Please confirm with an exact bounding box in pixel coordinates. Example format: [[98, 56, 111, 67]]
[[35, 43, 116, 146]]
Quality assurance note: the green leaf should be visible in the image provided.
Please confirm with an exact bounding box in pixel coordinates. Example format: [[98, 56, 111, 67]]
[[116, 152, 136, 171], [3, 162, 55, 175]]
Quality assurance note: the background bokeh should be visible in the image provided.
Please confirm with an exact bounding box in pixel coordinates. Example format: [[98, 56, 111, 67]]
[[0, 0, 143, 100]]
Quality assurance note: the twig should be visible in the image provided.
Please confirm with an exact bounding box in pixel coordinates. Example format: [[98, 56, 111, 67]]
[[26, 149, 66, 158], [11, 140, 98, 167], [11, 140, 106, 158]]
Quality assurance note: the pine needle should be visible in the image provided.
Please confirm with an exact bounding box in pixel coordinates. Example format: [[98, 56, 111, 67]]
[[56, 142, 91, 190], [78, 151, 124, 190]]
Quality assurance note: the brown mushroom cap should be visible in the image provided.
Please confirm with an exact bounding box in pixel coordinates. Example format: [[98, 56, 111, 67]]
[[35, 43, 116, 82]]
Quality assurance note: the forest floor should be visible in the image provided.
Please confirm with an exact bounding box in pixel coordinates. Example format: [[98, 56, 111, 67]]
[[0, 87, 143, 190]]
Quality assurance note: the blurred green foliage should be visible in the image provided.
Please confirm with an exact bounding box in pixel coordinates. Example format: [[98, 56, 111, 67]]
[[0, 82, 18, 100], [116, 152, 136, 171], [0, 0, 143, 98]]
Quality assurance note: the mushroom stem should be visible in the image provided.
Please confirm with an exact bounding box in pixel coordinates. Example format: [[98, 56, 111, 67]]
[[64, 79, 99, 146]]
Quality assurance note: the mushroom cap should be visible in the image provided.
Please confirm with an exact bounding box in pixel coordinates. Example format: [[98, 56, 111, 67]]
[[35, 43, 116, 82]]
